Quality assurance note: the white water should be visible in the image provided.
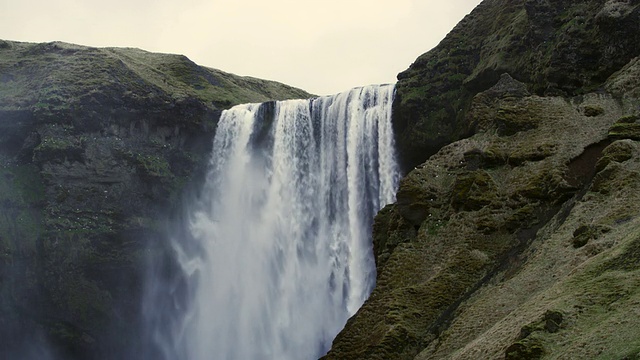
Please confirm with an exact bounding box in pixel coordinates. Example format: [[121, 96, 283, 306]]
[[167, 84, 399, 360]]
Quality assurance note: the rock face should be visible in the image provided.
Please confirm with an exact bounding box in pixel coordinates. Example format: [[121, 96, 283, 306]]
[[392, 0, 640, 171], [0, 40, 310, 359], [325, 0, 640, 359]]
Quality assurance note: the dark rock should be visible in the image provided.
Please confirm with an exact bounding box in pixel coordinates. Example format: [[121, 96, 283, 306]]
[[463, 148, 484, 170], [583, 105, 605, 117], [543, 310, 564, 333], [483, 73, 531, 99], [505, 337, 545, 360], [518, 310, 564, 341]]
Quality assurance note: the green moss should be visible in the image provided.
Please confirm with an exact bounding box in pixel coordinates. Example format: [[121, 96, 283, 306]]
[[104, 47, 312, 108], [609, 117, 640, 140], [554, 239, 640, 358], [495, 104, 539, 136], [32, 135, 85, 163], [571, 224, 611, 248], [601, 236, 640, 272], [325, 234, 503, 359], [0, 40, 311, 133], [448, 73, 468, 83], [34, 136, 75, 151], [618, 115, 640, 124], [591, 163, 640, 195], [427, 220, 446, 236], [620, 349, 640, 360], [505, 336, 545, 360], [509, 143, 556, 165], [482, 144, 509, 167], [583, 105, 604, 117], [451, 170, 498, 211], [135, 154, 172, 179], [596, 140, 635, 172], [505, 203, 537, 231], [609, 123, 640, 141], [515, 166, 574, 201]]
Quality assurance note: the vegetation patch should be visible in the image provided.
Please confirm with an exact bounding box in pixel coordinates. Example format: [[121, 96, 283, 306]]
[[508, 143, 557, 166], [591, 162, 640, 195], [609, 116, 640, 140], [495, 105, 539, 136], [514, 166, 574, 202], [571, 224, 611, 248], [135, 154, 172, 179], [33, 135, 85, 163], [595, 140, 635, 172], [450, 170, 497, 211], [583, 105, 604, 117], [601, 236, 640, 272]]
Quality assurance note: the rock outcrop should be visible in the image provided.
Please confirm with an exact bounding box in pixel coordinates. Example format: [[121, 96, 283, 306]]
[[325, 0, 640, 358], [392, 0, 640, 171], [0, 40, 310, 359]]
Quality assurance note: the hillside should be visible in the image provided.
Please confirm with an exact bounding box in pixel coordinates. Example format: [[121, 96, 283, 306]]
[[324, 0, 640, 358]]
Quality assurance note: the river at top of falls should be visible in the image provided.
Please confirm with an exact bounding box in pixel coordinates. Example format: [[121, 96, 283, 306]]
[[152, 84, 399, 360]]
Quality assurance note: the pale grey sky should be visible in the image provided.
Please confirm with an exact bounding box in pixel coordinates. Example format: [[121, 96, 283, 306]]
[[1, 0, 482, 95]]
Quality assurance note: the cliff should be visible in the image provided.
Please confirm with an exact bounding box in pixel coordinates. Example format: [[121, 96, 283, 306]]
[[0, 40, 311, 358], [324, 0, 640, 358], [4, 0, 640, 357]]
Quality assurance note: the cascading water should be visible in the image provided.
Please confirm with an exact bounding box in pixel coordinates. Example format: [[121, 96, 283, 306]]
[[157, 84, 399, 360]]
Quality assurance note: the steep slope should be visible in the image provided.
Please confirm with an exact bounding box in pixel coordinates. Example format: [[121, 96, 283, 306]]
[[392, 0, 640, 171], [0, 40, 311, 359], [325, 0, 640, 359]]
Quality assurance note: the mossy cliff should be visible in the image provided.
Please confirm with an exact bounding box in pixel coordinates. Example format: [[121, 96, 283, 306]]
[[392, 0, 640, 171], [324, 0, 640, 359], [0, 40, 310, 359]]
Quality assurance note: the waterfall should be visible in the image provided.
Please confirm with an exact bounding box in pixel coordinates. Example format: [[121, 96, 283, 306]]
[[155, 84, 399, 360]]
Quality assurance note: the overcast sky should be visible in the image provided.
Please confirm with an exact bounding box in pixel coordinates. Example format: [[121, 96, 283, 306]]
[[1, 0, 482, 95]]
